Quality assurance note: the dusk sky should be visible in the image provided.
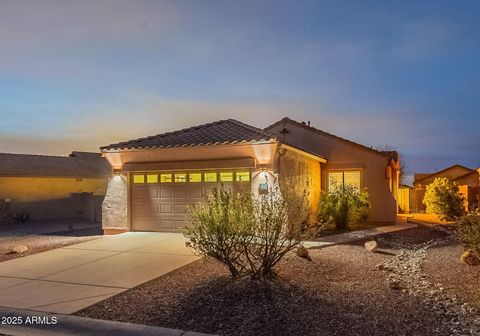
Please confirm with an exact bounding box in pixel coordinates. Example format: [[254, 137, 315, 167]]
[[1, 0, 479, 183]]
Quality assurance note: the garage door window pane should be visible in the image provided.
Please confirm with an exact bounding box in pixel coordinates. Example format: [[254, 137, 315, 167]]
[[146, 174, 158, 183], [220, 172, 233, 182], [160, 174, 172, 183], [189, 173, 202, 182], [204, 172, 217, 182], [175, 173, 187, 182], [236, 171, 250, 182], [133, 175, 145, 184]]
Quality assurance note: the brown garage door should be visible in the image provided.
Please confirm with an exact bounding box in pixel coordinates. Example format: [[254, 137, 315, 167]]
[[131, 171, 251, 232]]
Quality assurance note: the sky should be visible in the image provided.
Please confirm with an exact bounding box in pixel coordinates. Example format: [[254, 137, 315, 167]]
[[0, 0, 479, 183]]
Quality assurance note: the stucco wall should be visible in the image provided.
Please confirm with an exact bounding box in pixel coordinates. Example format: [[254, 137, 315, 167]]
[[277, 149, 321, 223], [268, 121, 397, 223], [0, 176, 106, 221], [102, 175, 129, 232]]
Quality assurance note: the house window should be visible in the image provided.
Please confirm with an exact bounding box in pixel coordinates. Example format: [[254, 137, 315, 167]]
[[146, 174, 158, 183], [160, 174, 172, 183], [133, 175, 145, 184], [328, 170, 361, 190], [189, 173, 202, 182], [220, 172, 233, 182], [204, 172, 217, 182], [175, 173, 187, 182], [236, 171, 250, 182]]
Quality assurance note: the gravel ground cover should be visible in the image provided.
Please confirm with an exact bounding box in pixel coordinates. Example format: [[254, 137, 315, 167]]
[[425, 241, 480, 317], [76, 226, 477, 336], [0, 228, 102, 262]]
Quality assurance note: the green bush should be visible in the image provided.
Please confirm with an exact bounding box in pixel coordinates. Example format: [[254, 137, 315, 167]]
[[457, 212, 480, 261], [423, 178, 465, 221], [317, 184, 370, 230], [184, 182, 309, 280]]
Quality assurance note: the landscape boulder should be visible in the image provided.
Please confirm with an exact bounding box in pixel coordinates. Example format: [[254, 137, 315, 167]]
[[10, 245, 28, 254], [364, 240, 378, 252], [297, 245, 312, 261], [461, 250, 480, 266]]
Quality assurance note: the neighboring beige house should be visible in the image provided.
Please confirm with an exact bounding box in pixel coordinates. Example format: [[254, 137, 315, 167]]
[[100, 118, 400, 234], [0, 152, 111, 223], [411, 164, 480, 212]]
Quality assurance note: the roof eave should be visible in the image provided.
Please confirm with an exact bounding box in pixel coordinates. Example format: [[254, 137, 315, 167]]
[[100, 139, 278, 153]]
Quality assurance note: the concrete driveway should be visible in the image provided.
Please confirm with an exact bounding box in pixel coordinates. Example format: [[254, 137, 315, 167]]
[[0, 232, 198, 314]]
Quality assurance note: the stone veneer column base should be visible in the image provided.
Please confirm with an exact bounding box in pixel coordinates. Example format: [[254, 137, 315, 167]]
[[103, 228, 129, 235]]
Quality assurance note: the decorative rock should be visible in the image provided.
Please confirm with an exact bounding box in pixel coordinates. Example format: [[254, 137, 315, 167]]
[[389, 280, 403, 290], [296, 245, 311, 261], [364, 240, 378, 252], [460, 250, 480, 266], [10, 245, 28, 254]]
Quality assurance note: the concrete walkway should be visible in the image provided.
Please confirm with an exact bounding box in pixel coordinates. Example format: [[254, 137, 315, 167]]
[[303, 219, 417, 249], [0, 232, 198, 314], [0, 306, 213, 336]]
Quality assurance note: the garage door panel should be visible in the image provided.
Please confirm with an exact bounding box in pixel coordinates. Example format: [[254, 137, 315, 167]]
[[174, 204, 188, 214], [188, 188, 203, 199], [131, 204, 158, 214], [173, 188, 188, 199], [173, 220, 188, 230], [159, 187, 173, 199], [159, 204, 173, 213]]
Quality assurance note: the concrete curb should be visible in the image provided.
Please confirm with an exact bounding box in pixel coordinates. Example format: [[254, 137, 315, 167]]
[[0, 306, 215, 336], [302, 222, 418, 249]]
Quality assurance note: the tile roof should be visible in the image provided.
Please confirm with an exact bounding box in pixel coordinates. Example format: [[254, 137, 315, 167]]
[[0, 152, 112, 178], [413, 164, 475, 185], [100, 119, 277, 151], [265, 117, 397, 160]]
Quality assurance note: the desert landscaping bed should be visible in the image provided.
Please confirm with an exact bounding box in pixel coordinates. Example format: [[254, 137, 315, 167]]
[[0, 228, 102, 262], [425, 241, 480, 315], [77, 226, 480, 336]]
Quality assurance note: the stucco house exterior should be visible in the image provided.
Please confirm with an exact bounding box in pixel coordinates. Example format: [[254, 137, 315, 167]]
[[411, 164, 480, 212], [100, 118, 400, 234], [0, 151, 111, 223]]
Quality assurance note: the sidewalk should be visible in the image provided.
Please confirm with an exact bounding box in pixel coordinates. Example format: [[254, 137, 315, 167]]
[[303, 218, 417, 249], [0, 306, 213, 336]]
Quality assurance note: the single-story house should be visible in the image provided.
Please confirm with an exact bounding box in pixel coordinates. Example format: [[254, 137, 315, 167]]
[[0, 151, 111, 223], [411, 164, 480, 212], [100, 117, 400, 234]]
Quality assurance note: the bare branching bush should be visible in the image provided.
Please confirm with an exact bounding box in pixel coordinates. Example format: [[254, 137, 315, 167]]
[[457, 211, 480, 264], [184, 180, 309, 280]]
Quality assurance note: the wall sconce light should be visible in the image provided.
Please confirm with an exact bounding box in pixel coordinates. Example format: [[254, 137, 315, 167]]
[[258, 164, 269, 172]]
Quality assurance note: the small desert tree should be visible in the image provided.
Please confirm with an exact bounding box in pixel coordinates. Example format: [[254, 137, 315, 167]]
[[317, 184, 370, 231], [184, 181, 309, 280], [423, 178, 465, 221]]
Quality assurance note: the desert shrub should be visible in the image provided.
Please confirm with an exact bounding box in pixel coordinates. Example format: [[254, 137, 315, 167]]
[[457, 212, 480, 261], [423, 178, 465, 221], [184, 181, 308, 280], [317, 184, 370, 230], [184, 187, 255, 277]]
